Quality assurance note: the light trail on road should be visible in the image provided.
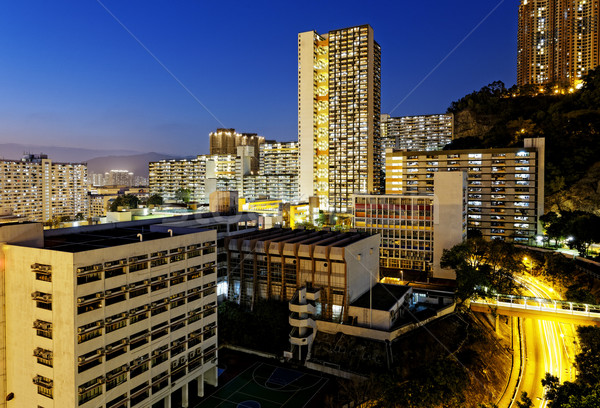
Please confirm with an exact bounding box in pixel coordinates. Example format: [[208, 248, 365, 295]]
[[510, 275, 577, 408]]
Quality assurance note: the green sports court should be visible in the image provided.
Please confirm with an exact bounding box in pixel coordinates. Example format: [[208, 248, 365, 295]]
[[194, 362, 328, 408]]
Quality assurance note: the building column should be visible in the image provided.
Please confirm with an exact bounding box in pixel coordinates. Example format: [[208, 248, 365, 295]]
[[197, 374, 204, 397], [182, 383, 189, 408], [164, 394, 171, 408]]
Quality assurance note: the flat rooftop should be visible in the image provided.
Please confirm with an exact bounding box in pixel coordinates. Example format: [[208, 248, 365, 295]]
[[351, 283, 411, 311], [230, 228, 371, 247], [43, 226, 201, 253]]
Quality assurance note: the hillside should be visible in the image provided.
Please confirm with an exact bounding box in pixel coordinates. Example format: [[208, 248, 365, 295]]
[[0, 143, 141, 163], [446, 69, 600, 214]]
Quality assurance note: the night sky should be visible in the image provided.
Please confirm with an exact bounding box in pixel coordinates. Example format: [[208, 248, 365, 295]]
[[0, 1, 518, 155]]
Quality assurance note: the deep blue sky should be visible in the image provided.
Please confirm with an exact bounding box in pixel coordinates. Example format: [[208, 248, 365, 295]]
[[0, 1, 518, 156]]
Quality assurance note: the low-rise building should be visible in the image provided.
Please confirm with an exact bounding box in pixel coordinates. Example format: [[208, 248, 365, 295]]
[[225, 228, 380, 322], [353, 172, 467, 280]]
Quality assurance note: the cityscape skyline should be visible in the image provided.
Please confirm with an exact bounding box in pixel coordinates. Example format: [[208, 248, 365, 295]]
[[0, 1, 517, 155]]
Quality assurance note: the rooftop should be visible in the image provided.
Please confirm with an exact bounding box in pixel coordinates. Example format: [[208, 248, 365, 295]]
[[351, 283, 411, 311], [43, 226, 194, 253], [229, 228, 371, 247]]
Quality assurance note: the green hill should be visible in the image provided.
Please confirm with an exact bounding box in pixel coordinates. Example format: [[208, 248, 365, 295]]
[[445, 69, 600, 214]]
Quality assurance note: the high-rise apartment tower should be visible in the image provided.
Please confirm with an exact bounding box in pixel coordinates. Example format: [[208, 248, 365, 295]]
[[298, 25, 381, 213], [517, 0, 600, 87]]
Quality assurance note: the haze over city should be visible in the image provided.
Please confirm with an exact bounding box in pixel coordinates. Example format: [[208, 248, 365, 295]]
[[0, 1, 516, 155]]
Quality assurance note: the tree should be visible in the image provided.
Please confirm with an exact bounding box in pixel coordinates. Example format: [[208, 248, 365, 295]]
[[516, 391, 533, 408], [575, 326, 600, 386], [441, 238, 521, 302], [109, 194, 139, 212], [565, 287, 597, 304], [146, 194, 163, 206], [175, 188, 191, 203]]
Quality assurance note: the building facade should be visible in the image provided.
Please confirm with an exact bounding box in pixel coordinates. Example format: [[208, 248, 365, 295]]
[[225, 228, 380, 322], [354, 172, 467, 280], [380, 113, 453, 153], [0, 220, 218, 408], [385, 138, 545, 242], [150, 142, 299, 204], [0, 154, 87, 222], [298, 25, 382, 212], [517, 0, 600, 86]]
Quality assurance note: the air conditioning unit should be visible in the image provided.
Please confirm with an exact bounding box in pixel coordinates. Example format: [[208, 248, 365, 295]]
[[106, 345, 113, 351], [171, 360, 179, 369], [42, 294, 51, 301], [77, 327, 83, 333], [105, 317, 112, 323], [121, 286, 127, 292], [189, 350, 196, 359], [119, 259, 127, 265], [77, 298, 83, 304], [95, 292, 103, 298], [104, 290, 112, 296], [179, 356, 186, 364], [93, 265, 102, 271]]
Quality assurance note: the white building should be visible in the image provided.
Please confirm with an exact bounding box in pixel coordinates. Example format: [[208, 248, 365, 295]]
[[0, 219, 218, 408]]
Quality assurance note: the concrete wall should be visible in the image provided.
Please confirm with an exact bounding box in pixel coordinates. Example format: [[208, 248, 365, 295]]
[[0, 223, 44, 408], [344, 234, 380, 303], [298, 31, 317, 201], [316, 302, 456, 342], [432, 171, 467, 280]]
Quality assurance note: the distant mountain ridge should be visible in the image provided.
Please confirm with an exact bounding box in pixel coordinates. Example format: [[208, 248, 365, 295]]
[[0, 143, 193, 178], [0, 143, 142, 163], [87, 152, 191, 178]]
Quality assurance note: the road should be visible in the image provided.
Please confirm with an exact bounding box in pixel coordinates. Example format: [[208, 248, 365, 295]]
[[511, 276, 577, 408]]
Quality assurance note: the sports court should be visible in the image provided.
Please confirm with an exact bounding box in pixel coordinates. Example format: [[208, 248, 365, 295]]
[[194, 362, 328, 408]]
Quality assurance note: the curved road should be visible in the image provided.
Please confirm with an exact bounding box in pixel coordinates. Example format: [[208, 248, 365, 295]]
[[511, 276, 577, 408]]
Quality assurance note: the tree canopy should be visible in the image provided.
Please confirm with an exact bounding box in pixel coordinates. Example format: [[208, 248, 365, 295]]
[[540, 210, 600, 255], [440, 237, 521, 302], [175, 188, 191, 203], [146, 194, 163, 206], [109, 194, 139, 212]]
